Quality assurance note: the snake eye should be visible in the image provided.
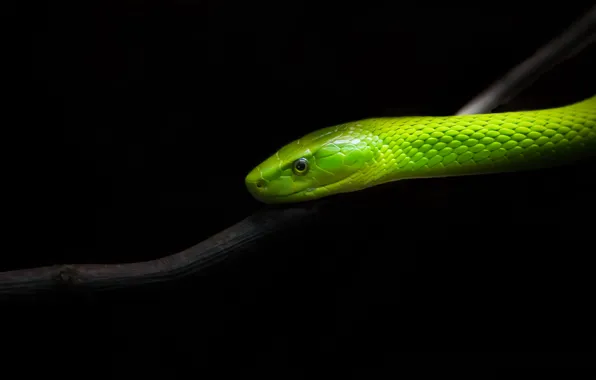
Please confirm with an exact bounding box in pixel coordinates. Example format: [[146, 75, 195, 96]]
[[292, 158, 309, 175]]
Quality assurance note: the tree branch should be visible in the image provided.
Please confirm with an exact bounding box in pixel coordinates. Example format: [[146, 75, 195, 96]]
[[457, 5, 596, 115], [0, 203, 323, 295]]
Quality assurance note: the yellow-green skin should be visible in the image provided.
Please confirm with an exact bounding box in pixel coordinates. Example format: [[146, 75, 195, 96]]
[[246, 96, 596, 204]]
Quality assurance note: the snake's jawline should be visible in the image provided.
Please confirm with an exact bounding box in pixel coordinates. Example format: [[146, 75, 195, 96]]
[[268, 171, 362, 204]]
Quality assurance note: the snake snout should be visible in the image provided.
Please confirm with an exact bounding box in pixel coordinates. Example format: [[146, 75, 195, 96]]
[[245, 168, 269, 201]]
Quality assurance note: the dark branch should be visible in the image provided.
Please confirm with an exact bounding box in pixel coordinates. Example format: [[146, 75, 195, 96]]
[[457, 5, 596, 115], [0, 203, 323, 295]]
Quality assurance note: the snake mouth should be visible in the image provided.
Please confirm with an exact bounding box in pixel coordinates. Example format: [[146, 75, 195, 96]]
[[268, 172, 359, 203], [245, 178, 312, 204], [273, 188, 320, 203], [246, 186, 316, 204]]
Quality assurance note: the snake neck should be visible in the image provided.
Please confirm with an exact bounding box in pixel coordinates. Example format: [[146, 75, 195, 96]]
[[354, 96, 596, 189]]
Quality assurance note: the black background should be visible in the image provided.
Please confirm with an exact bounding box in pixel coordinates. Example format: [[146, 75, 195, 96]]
[[7, 2, 596, 371]]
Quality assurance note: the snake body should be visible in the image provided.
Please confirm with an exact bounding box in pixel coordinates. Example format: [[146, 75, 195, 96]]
[[246, 96, 596, 203]]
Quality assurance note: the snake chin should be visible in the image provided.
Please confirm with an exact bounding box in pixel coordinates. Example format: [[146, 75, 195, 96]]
[[272, 173, 359, 203], [269, 187, 320, 203]]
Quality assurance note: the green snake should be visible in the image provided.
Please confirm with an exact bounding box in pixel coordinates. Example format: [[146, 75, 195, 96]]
[[246, 96, 596, 204]]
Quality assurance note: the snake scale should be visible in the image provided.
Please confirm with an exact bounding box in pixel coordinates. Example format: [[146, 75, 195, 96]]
[[246, 96, 596, 203]]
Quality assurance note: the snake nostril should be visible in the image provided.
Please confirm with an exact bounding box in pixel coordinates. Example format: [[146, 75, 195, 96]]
[[255, 179, 266, 189]]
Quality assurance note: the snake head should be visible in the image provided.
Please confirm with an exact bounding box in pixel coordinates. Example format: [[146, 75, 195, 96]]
[[245, 122, 377, 203]]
